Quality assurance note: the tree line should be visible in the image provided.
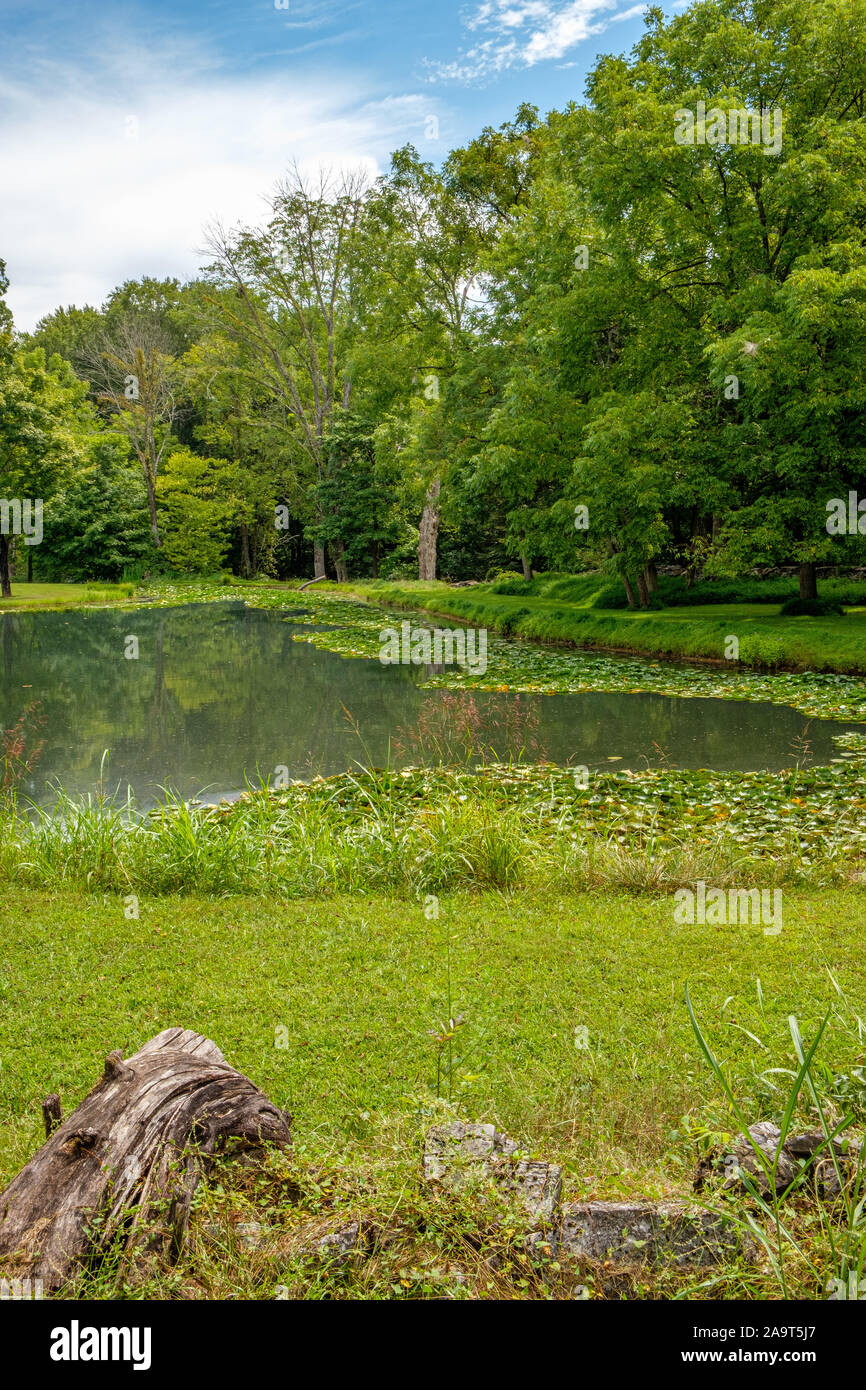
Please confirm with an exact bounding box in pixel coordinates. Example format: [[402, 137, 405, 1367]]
[[1, 0, 865, 603]]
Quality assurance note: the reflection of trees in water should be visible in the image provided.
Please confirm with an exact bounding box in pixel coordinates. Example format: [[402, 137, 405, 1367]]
[[0, 605, 848, 803], [393, 691, 546, 767], [0, 604, 426, 801], [1, 612, 19, 683]]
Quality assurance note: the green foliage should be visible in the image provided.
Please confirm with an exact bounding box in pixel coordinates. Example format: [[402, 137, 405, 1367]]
[[491, 572, 866, 609], [157, 448, 239, 574], [309, 415, 405, 577], [7, 1, 866, 591], [25, 304, 105, 372], [0, 258, 14, 360], [779, 597, 845, 618], [0, 346, 92, 496], [36, 437, 154, 582]]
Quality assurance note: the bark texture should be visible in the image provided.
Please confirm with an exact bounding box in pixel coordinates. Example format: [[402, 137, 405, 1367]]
[[799, 561, 818, 600], [0, 535, 11, 599], [0, 1028, 291, 1290], [418, 477, 441, 581]]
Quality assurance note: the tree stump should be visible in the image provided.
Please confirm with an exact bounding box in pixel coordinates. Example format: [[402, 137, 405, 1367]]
[[0, 1028, 292, 1291]]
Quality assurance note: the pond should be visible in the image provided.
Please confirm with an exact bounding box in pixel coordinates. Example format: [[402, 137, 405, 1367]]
[[0, 602, 857, 808]]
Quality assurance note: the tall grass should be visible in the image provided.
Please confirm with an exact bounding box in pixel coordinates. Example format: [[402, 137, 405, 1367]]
[[0, 770, 837, 900], [687, 991, 866, 1300]]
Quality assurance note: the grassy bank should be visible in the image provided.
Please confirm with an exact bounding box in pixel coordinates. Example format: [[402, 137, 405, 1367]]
[[4, 745, 866, 897], [339, 579, 866, 674], [0, 581, 136, 612], [1, 884, 863, 1298], [482, 571, 866, 610]]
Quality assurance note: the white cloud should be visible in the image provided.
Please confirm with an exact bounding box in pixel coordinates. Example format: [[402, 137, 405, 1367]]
[[425, 0, 647, 83], [611, 3, 652, 20], [0, 42, 435, 331]]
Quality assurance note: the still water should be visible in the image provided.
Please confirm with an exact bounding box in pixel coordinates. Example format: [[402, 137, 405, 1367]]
[[0, 602, 855, 808]]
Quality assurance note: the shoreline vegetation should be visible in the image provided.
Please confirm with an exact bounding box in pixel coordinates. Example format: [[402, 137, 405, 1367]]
[[3, 734, 866, 897], [6, 572, 866, 683], [335, 576, 866, 678], [0, 581, 136, 612]]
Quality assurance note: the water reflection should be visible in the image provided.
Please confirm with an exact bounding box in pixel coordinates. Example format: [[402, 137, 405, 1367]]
[[0, 603, 856, 808]]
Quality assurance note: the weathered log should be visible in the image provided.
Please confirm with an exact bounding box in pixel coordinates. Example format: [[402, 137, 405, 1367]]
[[0, 1028, 291, 1290]]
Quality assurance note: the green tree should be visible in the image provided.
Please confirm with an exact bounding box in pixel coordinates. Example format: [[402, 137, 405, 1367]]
[[203, 166, 368, 579], [36, 434, 153, 582], [362, 146, 488, 578], [156, 447, 239, 574], [0, 346, 93, 596]]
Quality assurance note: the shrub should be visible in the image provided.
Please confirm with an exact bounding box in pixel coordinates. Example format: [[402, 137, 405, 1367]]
[[779, 597, 845, 618], [489, 574, 532, 595]]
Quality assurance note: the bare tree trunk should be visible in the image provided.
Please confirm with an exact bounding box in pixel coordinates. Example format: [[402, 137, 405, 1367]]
[[331, 539, 349, 584], [240, 522, 252, 578], [622, 573, 638, 609], [370, 540, 380, 579], [0, 535, 11, 599], [418, 477, 441, 582], [645, 562, 658, 594], [520, 550, 531, 581], [636, 569, 650, 608], [799, 562, 818, 600], [145, 475, 160, 548], [314, 542, 327, 580], [0, 1028, 291, 1291]]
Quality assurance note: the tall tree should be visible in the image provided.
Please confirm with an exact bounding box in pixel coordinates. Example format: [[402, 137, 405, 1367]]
[[203, 166, 368, 578], [85, 315, 180, 546], [0, 347, 92, 596], [362, 147, 487, 578]]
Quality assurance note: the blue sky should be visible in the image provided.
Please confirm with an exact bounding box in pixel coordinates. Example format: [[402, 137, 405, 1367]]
[[0, 0, 680, 329]]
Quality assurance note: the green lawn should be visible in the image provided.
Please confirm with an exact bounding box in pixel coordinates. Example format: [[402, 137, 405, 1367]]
[[2, 886, 863, 1194], [0, 581, 135, 612], [339, 580, 866, 673]]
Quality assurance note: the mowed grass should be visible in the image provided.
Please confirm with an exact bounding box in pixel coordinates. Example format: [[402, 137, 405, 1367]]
[[342, 580, 866, 673], [2, 886, 863, 1195], [0, 581, 135, 612]]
